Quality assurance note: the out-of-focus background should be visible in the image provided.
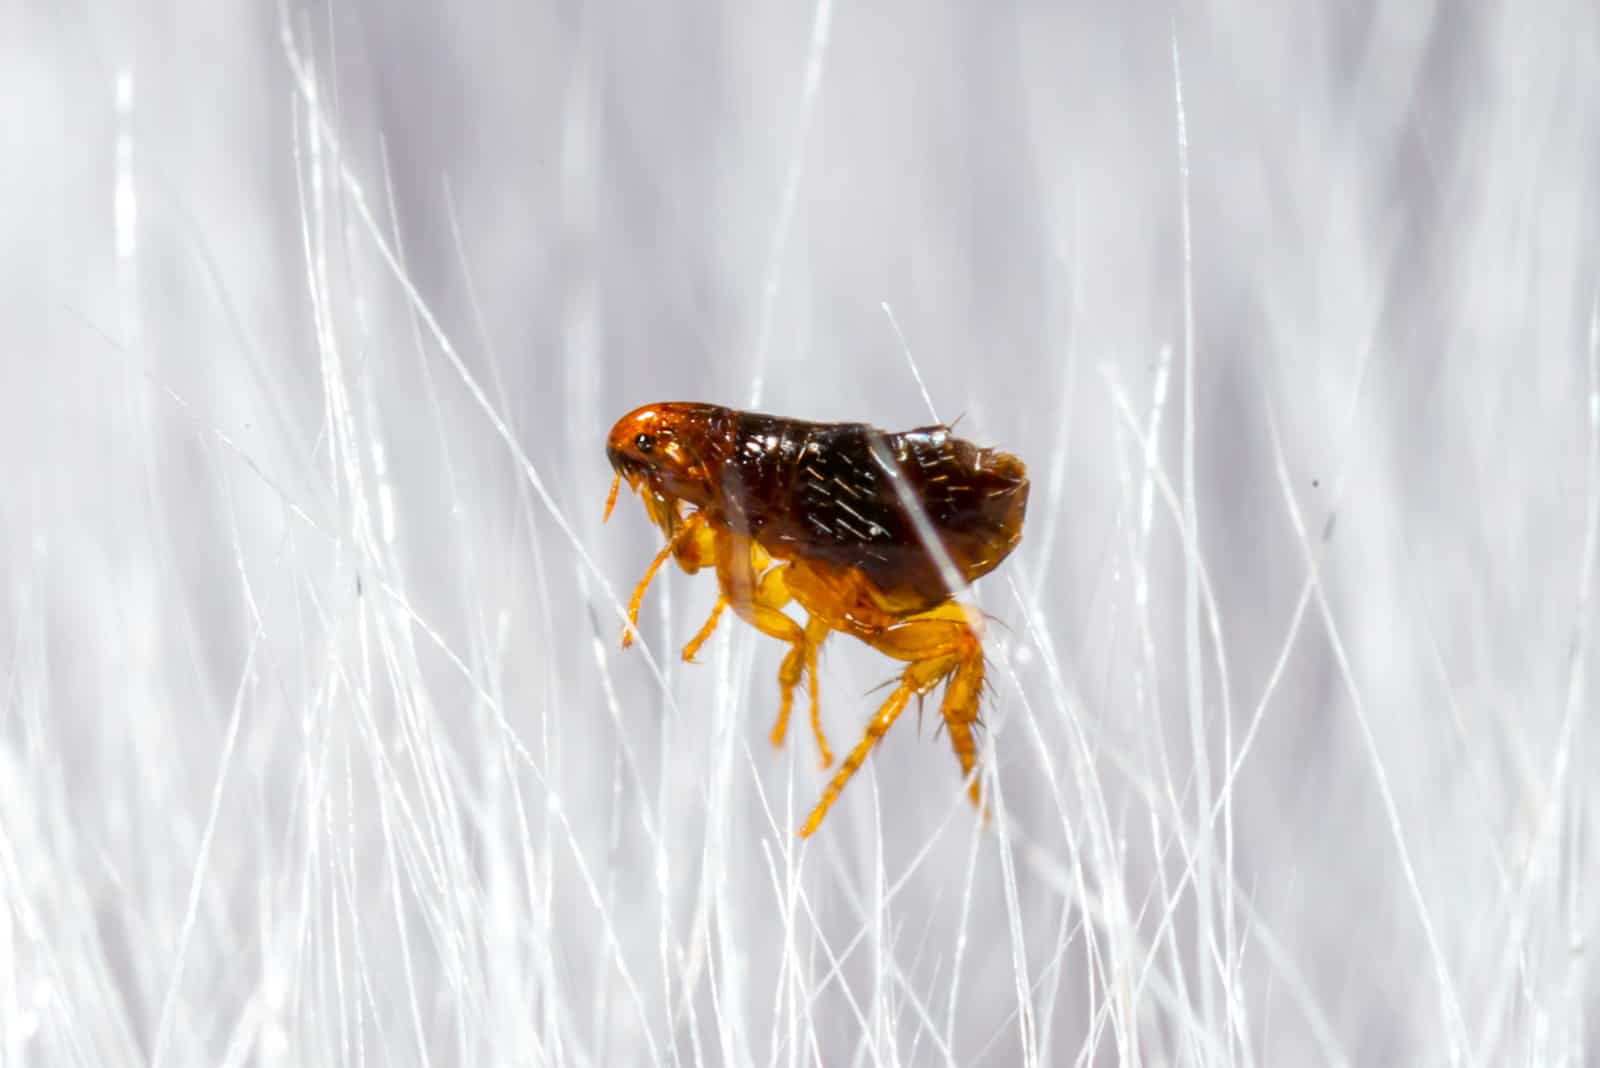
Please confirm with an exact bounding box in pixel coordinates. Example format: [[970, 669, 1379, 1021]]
[[4, 2, 1598, 1065]]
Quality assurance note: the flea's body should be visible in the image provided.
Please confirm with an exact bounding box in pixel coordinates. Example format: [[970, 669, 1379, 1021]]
[[605, 402, 1029, 835]]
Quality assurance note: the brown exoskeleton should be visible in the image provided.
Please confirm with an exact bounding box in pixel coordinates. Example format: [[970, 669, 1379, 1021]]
[[605, 403, 1028, 836]]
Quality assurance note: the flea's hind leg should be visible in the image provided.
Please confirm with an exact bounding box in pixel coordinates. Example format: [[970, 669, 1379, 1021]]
[[938, 647, 984, 807], [797, 603, 983, 836], [799, 668, 914, 837]]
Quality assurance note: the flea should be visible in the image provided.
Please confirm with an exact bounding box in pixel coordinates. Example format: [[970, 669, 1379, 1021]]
[[605, 403, 1028, 836]]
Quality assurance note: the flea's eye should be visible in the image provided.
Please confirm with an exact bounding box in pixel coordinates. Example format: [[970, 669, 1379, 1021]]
[[634, 433, 656, 454]]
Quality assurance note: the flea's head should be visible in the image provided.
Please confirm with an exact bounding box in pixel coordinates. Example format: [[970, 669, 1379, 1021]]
[[605, 402, 722, 520]]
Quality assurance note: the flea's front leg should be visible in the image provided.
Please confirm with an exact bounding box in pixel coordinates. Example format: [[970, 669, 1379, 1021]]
[[680, 530, 754, 662], [621, 511, 706, 648]]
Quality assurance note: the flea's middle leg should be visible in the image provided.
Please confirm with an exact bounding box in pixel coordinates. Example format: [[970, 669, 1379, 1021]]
[[714, 542, 832, 766], [780, 613, 833, 765], [681, 597, 728, 662]]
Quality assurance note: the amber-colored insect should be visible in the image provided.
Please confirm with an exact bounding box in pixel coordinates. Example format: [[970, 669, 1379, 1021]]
[[604, 402, 1028, 836]]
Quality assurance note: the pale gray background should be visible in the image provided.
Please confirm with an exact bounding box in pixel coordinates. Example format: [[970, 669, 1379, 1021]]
[[3, 2, 1598, 1065]]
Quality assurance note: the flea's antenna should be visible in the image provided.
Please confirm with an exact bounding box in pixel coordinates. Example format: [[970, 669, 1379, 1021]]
[[603, 472, 622, 523]]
